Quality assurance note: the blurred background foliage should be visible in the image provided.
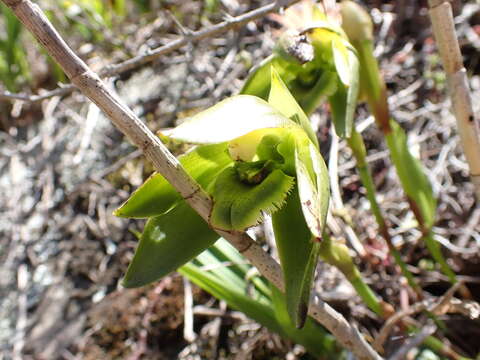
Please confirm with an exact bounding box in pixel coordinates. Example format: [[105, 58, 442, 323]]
[[0, 0, 225, 92]]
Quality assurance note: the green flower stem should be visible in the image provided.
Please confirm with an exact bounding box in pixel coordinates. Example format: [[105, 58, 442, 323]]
[[320, 233, 383, 317], [408, 326, 472, 360], [352, 36, 457, 284], [352, 39, 391, 134], [347, 128, 422, 295], [422, 230, 457, 284]]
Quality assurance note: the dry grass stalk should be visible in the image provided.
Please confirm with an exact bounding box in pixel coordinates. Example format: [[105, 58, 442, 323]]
[[0, 0, 382, 359], [428, 0, 480, 199], [0, 0, 300, 103]]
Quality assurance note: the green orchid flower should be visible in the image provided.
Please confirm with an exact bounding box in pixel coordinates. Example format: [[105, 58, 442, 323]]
[[115, 70, 330, 328], [240, 2, 359, 139]]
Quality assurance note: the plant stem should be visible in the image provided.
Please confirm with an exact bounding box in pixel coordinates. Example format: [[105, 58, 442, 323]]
[[320, 233, 383, 317], [347, 128, 422, 295], [422, 230, 457, 284]]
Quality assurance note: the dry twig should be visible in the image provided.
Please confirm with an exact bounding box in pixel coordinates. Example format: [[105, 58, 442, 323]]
[[0, 0, 299, 103], [1, 0, 382, 359], [428, 0, 480, 199]]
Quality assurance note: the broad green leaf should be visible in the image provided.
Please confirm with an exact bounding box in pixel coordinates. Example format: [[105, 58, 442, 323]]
[[114, 143, 231, 218], [210, 167, 294, 231], [122, 201, 218, 288], [268, 68, 319, 149], [272, 187, 320, 328], [163, 95, 296, 144], [385, 121, 436, 228], [295, 142, 330, 239]]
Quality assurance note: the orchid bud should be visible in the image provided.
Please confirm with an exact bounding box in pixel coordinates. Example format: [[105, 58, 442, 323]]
[[340, 0, 373, 43]]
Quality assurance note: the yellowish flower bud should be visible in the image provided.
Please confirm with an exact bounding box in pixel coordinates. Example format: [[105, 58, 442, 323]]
[[340, 0, 373, 42]]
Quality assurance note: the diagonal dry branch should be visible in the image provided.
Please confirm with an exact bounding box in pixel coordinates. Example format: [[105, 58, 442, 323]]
[[1, 0, 382, 359], [0, 0, 299, 103], [428, 0, 480, 200]]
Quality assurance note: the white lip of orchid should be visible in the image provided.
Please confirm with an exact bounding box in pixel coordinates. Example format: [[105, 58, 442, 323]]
[[162, 95, 296, 145]]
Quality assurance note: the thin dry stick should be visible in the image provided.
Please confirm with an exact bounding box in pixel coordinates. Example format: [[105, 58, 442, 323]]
[[388, 321, 437, 360], [2, 1, 382, 359], [428, 0, 480, 199], [0, 0, 299, 103]]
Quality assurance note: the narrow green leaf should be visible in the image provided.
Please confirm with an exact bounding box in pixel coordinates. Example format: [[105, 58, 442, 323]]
[[268, 68, 319, 149], [163, 95, 296, 144], [385, 121, 436, 228], [272, 188, 320, 328], [210, 167, 295, 231], [122, 201, 218, 287], [114, 143, 231, 218]]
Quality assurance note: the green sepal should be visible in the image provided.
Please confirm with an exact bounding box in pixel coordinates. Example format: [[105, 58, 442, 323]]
[[296, 69, 338, 115], [210, 167, 295, 231], [272, 187, 320, 328], [295, 141, 330, 239], [268, 67, 319, 149], [385, 121, 436, 228], [114, 142, 231, 218], [328, 46, 359, 138], [122, 201, 219, 288], [331, 38, 351, 87]]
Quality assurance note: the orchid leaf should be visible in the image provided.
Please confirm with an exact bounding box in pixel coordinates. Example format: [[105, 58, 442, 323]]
[[163, 95, 296, 144], [272, 187, 320, 328], [385, 121, 436, 228], [210, 167, 294, 231], [122, 201, 218, 288], [114, 142, 231, 218], [268, 68, 319, 149]]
